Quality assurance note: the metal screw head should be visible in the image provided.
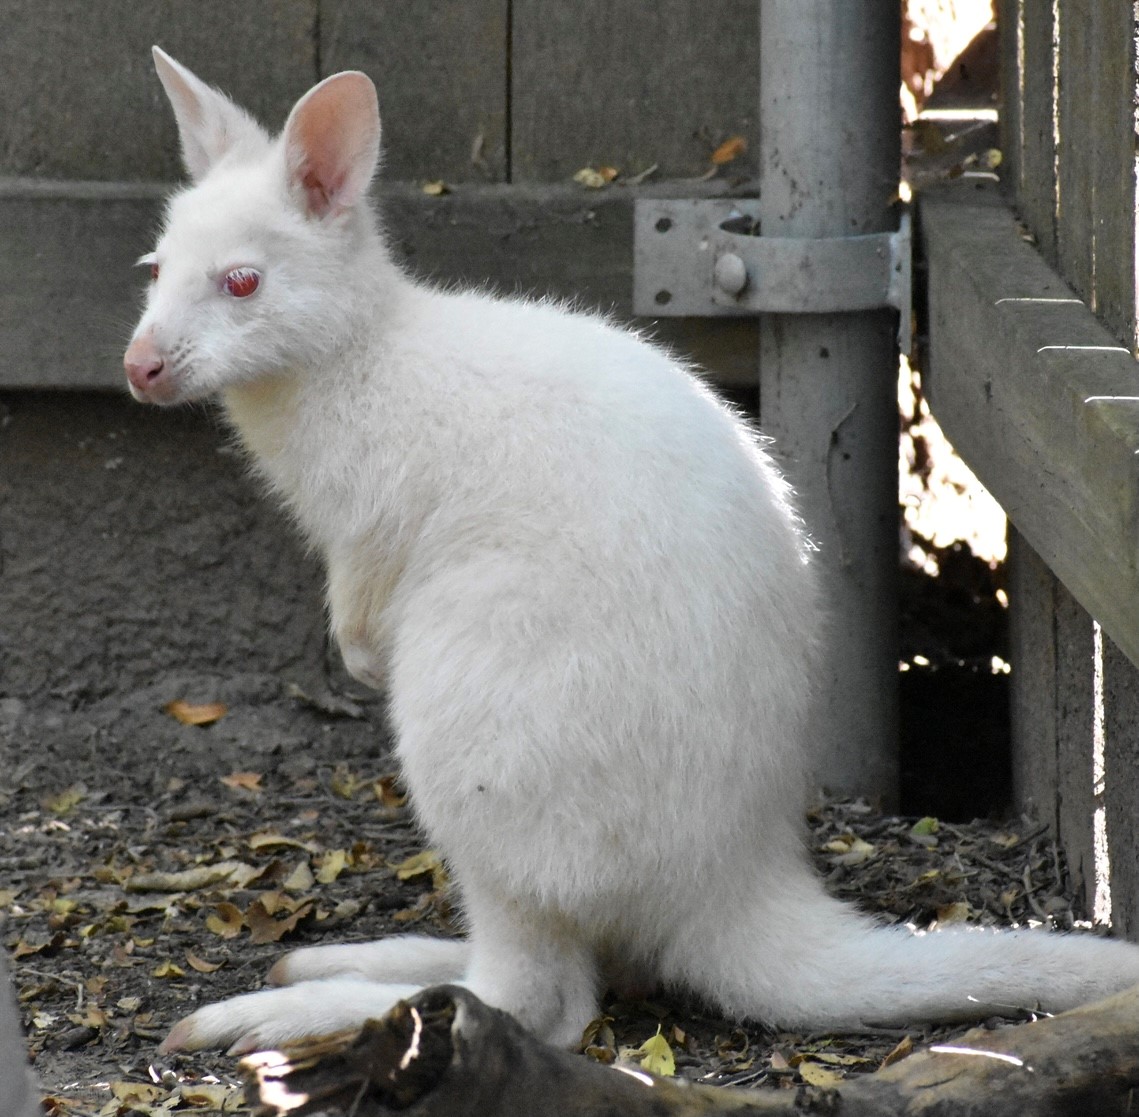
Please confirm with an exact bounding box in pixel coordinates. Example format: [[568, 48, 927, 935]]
[[713, 252, 748, 297]]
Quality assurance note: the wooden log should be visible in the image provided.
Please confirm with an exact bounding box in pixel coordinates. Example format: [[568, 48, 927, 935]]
[[246, 983, 1139, 1117], [0, 953, 39, 1117]]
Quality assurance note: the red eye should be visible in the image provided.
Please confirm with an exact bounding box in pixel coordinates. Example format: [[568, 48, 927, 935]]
[[223, 268, 261, 298], [150, 262, 159, 281]]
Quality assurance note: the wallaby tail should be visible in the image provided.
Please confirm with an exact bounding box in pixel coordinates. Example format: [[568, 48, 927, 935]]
[[672, 881, 1139, 1030]]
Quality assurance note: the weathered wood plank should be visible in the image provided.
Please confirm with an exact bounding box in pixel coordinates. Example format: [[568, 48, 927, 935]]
[[1054, 0, 1096, 297], [1007, 529, 1097, 914], [921, 179, 1139, 670], [996, 0, 1020, 196], [1086, 1, 1138, 349], [1007, 528, 1059, 823], [510, 0, 759, 182], [1053, 584, 1097, 916], [0, 0, 317, 181], [1016, 0, 1056, 260], [320, 0, 509, 183], [0, 179, 758, 389], [1103, 635, 1139, 936]]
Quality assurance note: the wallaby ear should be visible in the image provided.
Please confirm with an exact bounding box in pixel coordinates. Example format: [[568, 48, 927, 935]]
[[152, 46, 263, 181], [282, 72, 380, 218]]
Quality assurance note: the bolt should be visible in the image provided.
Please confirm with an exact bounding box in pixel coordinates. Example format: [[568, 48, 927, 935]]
[[714, 253, 748, 297]]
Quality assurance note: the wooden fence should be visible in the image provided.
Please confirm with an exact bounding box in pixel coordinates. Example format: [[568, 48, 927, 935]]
[[921, 1, 1139, 931], [0, 0, 761, 391]]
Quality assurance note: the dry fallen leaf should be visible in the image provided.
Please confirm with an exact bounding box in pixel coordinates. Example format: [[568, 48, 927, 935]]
[[330, 764, 362, 800], [220, 770, 263, 793], [284, 860, 316, 892], [246, 897, 314, 944], [316, 849, 349, 885], [711, 135, 747, 165], [391, 849, 448, 889], [185, 951, 224, 974], [374, 774, 407, 808], [634, 1029, 675, 1076], [881, 1034, 914, 1068], [164, 698, 228, 726], [206, 902, 245, 939], [798, 1060, 844, 1087], [248, 830, 319, 853], [151, 960, 185, 979], [935, 900, 972, 925], [422, 179, 449, 196], [42, 784, 86, 814], [107, 1081, 164, 1106], [125, 860, 257, 894], [572, 165, 618, 189], [830, 837, 876, 866], [180, 1082, 243, 1110]]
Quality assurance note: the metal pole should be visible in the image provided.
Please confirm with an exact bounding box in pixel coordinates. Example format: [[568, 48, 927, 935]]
[[758, 2, 901, 802]]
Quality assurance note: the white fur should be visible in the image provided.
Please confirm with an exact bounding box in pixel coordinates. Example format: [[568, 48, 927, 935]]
[[130, 50, 1139, 1055]]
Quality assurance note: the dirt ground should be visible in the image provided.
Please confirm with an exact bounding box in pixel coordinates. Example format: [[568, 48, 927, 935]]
[[0, 665, 1092, 1116]]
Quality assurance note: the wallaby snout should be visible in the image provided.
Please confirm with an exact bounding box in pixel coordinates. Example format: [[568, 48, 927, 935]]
[[123, 332, 172, 403]]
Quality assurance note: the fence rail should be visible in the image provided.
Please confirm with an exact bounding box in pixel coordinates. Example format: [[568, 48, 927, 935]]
[[922, 1, 1139, 930]]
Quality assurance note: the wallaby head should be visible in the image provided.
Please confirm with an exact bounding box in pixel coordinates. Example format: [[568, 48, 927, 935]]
[[124, 48, 383, 405]]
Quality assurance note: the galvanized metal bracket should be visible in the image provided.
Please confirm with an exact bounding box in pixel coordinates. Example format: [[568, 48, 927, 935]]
[[633, 198, 912, 352]]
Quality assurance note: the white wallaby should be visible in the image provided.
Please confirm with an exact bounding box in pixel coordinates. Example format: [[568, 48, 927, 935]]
[[126, 48, 1139, 1056]]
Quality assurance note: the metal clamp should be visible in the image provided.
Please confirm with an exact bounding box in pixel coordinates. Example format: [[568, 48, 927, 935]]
[[633, 199, 911, 352]]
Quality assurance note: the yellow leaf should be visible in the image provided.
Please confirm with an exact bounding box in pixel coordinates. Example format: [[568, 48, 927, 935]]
[[42, 785, 86, 814], [109, 1081, 164, 1104], [151, 960, 185, 979], [126, 860, 257, 893], [206, 902, 245, 939], [990, 831, 1020, 849], [422, 179, 449, 196], [798, 1060, 844, 1087], [329, 765, 362, 800], [881, 1035, 914, 1068], [180, 1082, 240, 1108], [391, 849, 444, 882], [831, 837, 876, 866], [711, 135, 747, 165], [68, 1005, 109, 1029], [935, 901, 971, 925], [185, 951, 223, 974], [165, 699, 228, 726], [573, 166, 613, 189], [284, 860, 315, 892], [373, 774, 407, 809], [248, 831, 318, 853], [220, 770, 263, 792], [635, 1029, 675, 1077], [316, 849, 349, 884]]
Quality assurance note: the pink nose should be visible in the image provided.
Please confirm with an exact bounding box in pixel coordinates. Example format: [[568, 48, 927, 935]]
[[124, 334, 166, 396]]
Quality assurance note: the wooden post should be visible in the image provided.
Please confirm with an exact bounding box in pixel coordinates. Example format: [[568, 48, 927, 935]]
[[757, 1, 901, 802]]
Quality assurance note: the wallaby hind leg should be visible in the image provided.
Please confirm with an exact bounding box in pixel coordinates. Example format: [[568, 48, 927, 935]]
[[268, 935, 469, 986], [459, 891, 601, 1048]]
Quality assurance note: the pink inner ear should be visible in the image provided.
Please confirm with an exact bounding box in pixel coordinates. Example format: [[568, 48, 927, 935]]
[[299, 166, 344, 218], [287, 73, 378, 218]]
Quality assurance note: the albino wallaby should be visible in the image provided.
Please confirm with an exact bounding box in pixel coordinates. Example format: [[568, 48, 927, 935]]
[[125, 48, 1139, 1056]]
